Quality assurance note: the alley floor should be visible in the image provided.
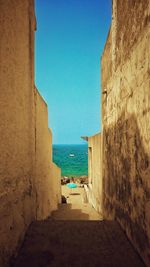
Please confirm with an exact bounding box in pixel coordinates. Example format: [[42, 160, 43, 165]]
[[52, 185, 102, 220], [11, 186, 146, 267]]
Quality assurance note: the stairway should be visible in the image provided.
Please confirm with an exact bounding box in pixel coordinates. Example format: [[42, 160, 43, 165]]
[[11, 208, 145, 267], [10, 187, 145, 267]]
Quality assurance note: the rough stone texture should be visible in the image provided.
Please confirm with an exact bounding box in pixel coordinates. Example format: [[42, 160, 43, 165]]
[[0, 1, 61, 266], [115, 0, 150, 69], [86, 133, 102, 214], [101, 1, 150, 266]]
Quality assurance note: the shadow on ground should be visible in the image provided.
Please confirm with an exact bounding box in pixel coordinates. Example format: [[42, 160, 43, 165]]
[[69, 193, 80, 196], [10, 220, 145, 267]]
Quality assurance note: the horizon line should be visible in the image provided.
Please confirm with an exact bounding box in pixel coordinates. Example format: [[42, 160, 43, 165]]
[[53, 143, 87, 145]]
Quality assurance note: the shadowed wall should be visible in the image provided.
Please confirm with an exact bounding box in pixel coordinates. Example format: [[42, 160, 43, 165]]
[[101, 0, 150, 266]]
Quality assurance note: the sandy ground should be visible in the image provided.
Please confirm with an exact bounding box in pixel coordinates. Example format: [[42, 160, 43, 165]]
[[51, 185, 102, 220]]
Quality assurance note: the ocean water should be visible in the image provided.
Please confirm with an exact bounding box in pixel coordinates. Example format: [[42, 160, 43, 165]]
[[53, 144, 88, 177]]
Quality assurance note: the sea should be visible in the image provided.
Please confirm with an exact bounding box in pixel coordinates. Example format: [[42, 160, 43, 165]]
[[53, 144, 88, 177]]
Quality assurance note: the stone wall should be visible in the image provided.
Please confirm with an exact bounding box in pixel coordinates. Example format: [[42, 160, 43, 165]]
[[0, 1, 36, 266], [35, 89, 61, 219], [101, 27, 112, 89], [86, 133, 102, 214], [0, 1, 61, 266], [101, 0, 150, 266], [49, 162, 62, 211]]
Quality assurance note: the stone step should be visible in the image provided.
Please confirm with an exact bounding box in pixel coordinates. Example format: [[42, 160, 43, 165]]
[[11, 220, 145, 267], [51, 203, 102, 221]]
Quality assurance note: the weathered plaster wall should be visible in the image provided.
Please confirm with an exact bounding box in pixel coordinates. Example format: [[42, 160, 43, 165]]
[[0, 1, 61, 266], [101, 0, 150, 266], [101, 27, 112, 89], [35, 89, 61, 219], [87, 133, 102, 214], [35, 89, 51, 219], [49, 162, 61, 211], [0, 1, 36, 266]]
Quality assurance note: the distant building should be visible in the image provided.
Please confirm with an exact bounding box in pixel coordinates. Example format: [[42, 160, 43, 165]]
[[82, 133, 102, 214]]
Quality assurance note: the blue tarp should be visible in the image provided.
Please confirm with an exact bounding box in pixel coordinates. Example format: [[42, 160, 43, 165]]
[[67, 183, 77, 189]]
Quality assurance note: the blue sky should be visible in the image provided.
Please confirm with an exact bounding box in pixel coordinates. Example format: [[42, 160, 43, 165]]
[[35, 0, 112, 144]]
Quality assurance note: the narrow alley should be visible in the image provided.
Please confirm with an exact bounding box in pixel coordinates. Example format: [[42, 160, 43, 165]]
[[0, 1, 149, 267]]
